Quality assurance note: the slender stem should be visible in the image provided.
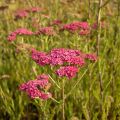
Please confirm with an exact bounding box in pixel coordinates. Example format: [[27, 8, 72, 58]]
[[62, 79, 65, 120], [48, 75, 61, 89], [88, 0, 91, 19], [96, 0, 102, 56], [96, 0, 103, 117], [65, 68, 88, 99]]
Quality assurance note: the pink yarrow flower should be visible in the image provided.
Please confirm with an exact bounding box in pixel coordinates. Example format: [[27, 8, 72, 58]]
[[51, 20, 62, 26], [15, 9, 28, 19], [92, 21, 105, 29], [14, 28, 33, 35], [31, 49, 51, 66], [35, 27, 55, 36], [7, 28, 33, 41], [19, 74, 51, 99], [56, 66, 78, 79], [61, 21, 89, 32], [31, 48, 87, 66], [26, 7, 42, 13], [85, 53, 97, 62], [79, 29, 90, 35], [31, 48, 97, 80]]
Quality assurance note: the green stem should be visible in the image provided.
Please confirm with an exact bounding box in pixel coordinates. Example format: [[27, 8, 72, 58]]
[[65, 68, 88, 99], [62, 79, 65, 120]]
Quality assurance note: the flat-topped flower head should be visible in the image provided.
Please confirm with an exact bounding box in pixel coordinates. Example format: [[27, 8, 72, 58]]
[[61, 21, 89, 32], [7, 32, 17, 41], [31, 48, 97, 67], [15, 9, 28, 19], [26, 7, 42, 13], [49, 48, 83, 65], [35, 27, 55, 36], [19, 74, 51, 99], [79, 29, 90, 36], [51, 19, 62, 26], [31, 49, 51, 66], [92, 21, 105, 29], [85, 53, 97, 62], [7, 28, 33, 41], [56, 66, 78, 79], [14, 28, 33, 35]]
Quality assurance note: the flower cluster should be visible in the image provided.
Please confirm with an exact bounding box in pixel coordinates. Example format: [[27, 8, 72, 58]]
[[31, 48, 97, 79], [26, 7, 42, 13], [19, 74, 51, 99], [92, 21, 105, 29], [51, 20, 62, 26], [85, 53, 98, 62], [56, 66, 78, 79], [15, 9, 28, 19], [15, 7, 41, 20], [35, 27, 55, 36], [61, 21, 89, 32], [8, 28, 33, 41]]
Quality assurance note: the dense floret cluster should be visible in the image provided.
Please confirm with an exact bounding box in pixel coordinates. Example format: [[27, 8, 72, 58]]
[[8, 28, 33, 41], [19, 74, 51, 99], [31, 48, 97, 79]]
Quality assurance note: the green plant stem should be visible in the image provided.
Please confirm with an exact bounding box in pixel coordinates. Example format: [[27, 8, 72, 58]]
[[96, 0, 103, 117], [62, 79, 65, 120], [65, 68, 88, 99]]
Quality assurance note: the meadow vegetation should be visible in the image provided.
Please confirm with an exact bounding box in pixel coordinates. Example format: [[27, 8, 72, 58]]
[[0, 0, 120, 120]]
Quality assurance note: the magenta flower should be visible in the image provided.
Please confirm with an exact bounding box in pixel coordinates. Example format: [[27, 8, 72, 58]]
[[67, 56, 85, 66], [79, 22, 89, 30], [31, 48, 97, 79], [92, 21, 105, 29], [31, 48, 86, 67], [7, 28, 33, 41], [7, 32, 17, 41], [56, 66, 78, 79], [15, 9, 28, 19], [85, 53, 97, 62], [49, 48, 83, 65], [61, 21, 89, 32], [79, 29, 90, 36], [51, 20, 62, 26], [35, 27, 55, 36], [31, 49, 51, 66], [26, 7, 42, 13], [14, 28, 33, 35], [19, 74, 51, 99]]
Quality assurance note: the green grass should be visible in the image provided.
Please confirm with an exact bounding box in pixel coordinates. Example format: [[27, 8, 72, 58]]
[[0, 0, 120, 120]]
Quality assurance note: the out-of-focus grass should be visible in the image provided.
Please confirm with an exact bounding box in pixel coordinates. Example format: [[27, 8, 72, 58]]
[[0, 0, 120, 120]]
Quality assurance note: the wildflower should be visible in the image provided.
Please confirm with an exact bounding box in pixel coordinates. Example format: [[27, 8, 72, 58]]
[[92, 21, 105, 29], [85, 53, 97, 62], [35, 27, 55, 36], [67, 56, 85, 66], [79, 29, 90, 35], [19, 74, 51, 99], [79, 22, 89, 30], [49, 48, 82, 65], [51, 19, 62, 26], [31, 49, 51, 66], [26, 7, 42, 13], [31, 48, 97, 68], [56, 66, 78, 79], [14, 28, 33, 35], [15, 9, 28, 19], [7, 32, 17, 41], [61, 21, 89, 32], [7, 28, 33, 41]]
